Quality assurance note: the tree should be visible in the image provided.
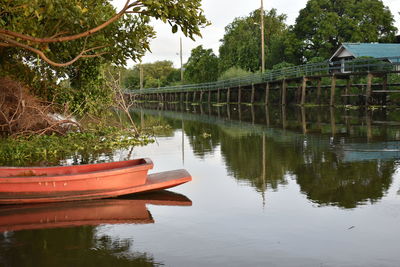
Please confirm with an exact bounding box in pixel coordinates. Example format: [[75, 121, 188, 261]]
[[293, 0, 398, 61], [124, 60, 180, 89], [184, 45, 219, 83], [0, 0, 208, 68], [219, 8, 288, 73], [0, 0, 208, 115]]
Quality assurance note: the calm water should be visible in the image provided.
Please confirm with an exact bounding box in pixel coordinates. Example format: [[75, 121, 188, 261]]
[[2, 104, 400, 266]]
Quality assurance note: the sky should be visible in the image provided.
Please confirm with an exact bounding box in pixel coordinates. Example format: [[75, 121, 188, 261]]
[[113, 0, 400, 68]]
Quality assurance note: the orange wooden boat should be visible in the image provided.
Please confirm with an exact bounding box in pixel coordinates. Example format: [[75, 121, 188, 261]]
[[0, 158, 192, 204], [0, 191, 192, 232]]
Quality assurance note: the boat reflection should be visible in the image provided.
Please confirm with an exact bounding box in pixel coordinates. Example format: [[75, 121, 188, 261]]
[[0, 190, 192, 232]]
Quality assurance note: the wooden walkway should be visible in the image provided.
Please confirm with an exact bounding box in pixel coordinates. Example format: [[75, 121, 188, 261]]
[[128, 57, 400, 106]]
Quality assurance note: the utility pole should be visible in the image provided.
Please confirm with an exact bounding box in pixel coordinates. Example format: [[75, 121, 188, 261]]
[[180, 37, 184, 82], [260, 0, 265, 73]]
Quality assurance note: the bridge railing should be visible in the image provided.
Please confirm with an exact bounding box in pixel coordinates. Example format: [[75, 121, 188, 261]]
[[128, 56, 400, 95]]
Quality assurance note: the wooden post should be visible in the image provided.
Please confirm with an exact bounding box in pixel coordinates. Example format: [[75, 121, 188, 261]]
[[330, 75, 336, 106], [251, 105, 255, 124], [227, 104, 231, 120], [227, 88, 231, 103], [281, 105, 287, 129], [365, 73, 373, 106], [301, 77, 307, 106], [251, 84, 255, 104], [330, 107, 336, 137], [301, 106, 307, 134], [345, 78, 351, 105], [192, 91, 196, 102], [265, 83, 270, 105], [217, 88, 221, 103], [281, 80, 287, 106], [265, 105, 270, 127], [208, 90, 211, 103], [366, 111, 372, 141], [238, 86, 242, 103], [316, 79, 322, 105], [186, 92, 189, 102], [382, 74, 388, 105], [200, 91, 204, 103]]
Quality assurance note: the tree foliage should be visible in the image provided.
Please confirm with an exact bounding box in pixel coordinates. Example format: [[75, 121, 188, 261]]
[[123, 60, 180, 89], [184, 45, 219, 83], [218, 66, 251, 81], [293, 0, 398, 61], [219, 8, 288, 73], [0, 0, 208, 114]]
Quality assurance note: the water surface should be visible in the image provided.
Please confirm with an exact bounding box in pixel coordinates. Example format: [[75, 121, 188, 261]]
[[1, 104, 400, 267]]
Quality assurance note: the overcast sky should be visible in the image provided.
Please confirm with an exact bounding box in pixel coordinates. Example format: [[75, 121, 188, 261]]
[[113, 0, 400, 67]]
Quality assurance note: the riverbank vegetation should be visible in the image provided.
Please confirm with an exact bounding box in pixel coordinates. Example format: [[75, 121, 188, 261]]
[[0, 0, 208, 165]]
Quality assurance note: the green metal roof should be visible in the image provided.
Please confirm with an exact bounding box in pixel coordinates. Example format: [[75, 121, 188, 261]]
[[342, 43, 400, 59]]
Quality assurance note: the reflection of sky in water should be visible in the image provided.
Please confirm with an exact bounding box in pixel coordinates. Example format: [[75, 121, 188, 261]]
[[97, 128, 400, 267]]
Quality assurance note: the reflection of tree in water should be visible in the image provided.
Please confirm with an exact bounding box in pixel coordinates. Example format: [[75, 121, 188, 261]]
[[132, 107, 398, 209], [183, 121, 221, 158], [295, 153, 395, 209], [0, 226, 161, 267], [219, 133, 293, 190]]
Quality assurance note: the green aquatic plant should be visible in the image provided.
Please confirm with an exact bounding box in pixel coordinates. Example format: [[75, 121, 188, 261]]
[[0, 126, 154, 167]]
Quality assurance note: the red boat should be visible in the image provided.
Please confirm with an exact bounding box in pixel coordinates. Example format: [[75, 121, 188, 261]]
[[0, 191, 192, 232], [0, 158, 191, 204]]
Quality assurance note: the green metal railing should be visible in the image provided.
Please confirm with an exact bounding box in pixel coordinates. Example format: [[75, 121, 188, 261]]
[[127, 56, 400, 95]]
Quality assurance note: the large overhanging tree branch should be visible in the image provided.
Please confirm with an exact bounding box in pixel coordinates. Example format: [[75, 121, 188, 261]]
[[0, 0, 208, 67], [0, 0, 140, 44]]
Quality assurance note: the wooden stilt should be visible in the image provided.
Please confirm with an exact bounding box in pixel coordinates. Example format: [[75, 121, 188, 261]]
[[330, 75, 337, 106], [345, 78, 351, 105], [281, 80, 287, 106], [300, 77, 307, 106], [301, 107, 307, 134], [316, 79, 322, 105], [265, 83, 270, 105], [330, 107, 336, 137], [251, 84, 255, 104], [238, 86, 242, 103], [382, 74, 388, 105], [366, 73, 373, 106], [227, 88, 231, 103]]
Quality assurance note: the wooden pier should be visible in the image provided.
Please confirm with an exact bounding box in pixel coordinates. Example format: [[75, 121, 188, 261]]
[[128, 57, 400, 107]]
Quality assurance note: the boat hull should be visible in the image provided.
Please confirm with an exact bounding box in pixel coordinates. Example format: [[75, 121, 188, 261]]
[[0, 169, 191, 204], [0, 158, 153, 193]]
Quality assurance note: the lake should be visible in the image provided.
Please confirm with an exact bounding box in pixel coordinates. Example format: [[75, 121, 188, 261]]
[[1, 104, 400, 267]]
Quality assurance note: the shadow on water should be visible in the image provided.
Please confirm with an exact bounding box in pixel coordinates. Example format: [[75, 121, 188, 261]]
[[132, 103, 400, 209], [0, 191, 191, 267]]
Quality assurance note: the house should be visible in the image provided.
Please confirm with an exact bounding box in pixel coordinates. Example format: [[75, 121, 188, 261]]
[[330, 43, 400, 72]]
